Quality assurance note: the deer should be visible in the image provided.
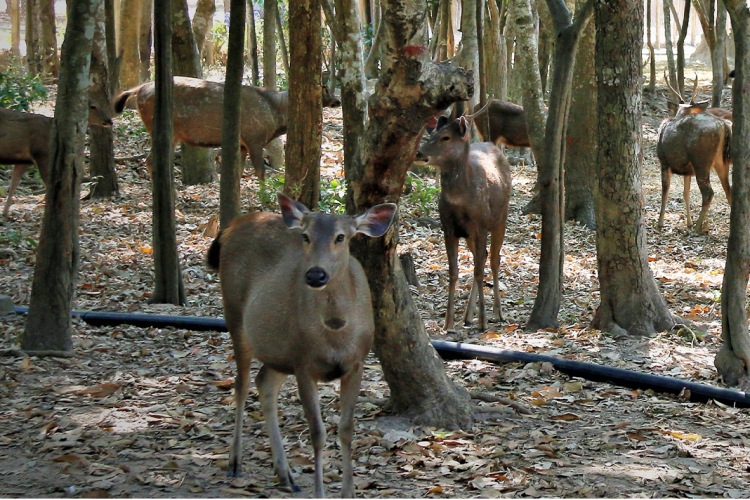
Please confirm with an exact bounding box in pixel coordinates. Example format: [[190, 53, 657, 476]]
[[419, 112, 512, 331], [665, 72, 733, 122], [470, 99, 531, 148], [206, 193, 397, 498], [2, 100, 113, 219], [114, 76, 341, 181], [658, 72, 733, 232]]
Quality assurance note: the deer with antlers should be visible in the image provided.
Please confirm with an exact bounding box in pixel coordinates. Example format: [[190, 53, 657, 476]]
[[665, 72, 733, 122]]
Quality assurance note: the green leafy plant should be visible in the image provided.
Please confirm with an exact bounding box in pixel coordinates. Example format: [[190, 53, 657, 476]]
[[0, 65, 47, 111], [405, 172, 440, 216], [257, 173, 286, 207], [319, 177, 346, 214]]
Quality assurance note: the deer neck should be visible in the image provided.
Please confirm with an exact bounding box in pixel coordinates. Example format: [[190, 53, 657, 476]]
[[439, 145, 473, 193]]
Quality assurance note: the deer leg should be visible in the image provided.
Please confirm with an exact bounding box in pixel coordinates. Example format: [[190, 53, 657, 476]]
[[444, 232, 459, 331], [658, 168, 672, 229], [683, 175, 692, 228], [468, 233, 489, 331], [3, 165, 28, 219], [490, 228, 506, 323], [248, 146, 266, 182], [256, 366, 298, 491], [296, 371, 325, 497], [463, 238, 478, 327], [695, 175, 714, 233], [227, 337, 255, 478], [719, 165, 732, 206], [338, 362, 364, 498]]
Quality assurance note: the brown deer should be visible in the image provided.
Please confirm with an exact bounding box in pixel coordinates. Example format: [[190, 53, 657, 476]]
[[665, 72, 733, 122], [206, 193, 397, 497], [419, 113, 512, 331], [658, 73, 732, 231], [2, 101, 113, 219], [470, 99, 531, 148], [114, 76, 341, 181]]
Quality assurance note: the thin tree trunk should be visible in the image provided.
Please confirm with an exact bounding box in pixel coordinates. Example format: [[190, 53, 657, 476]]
[[193, 0, 215, 55], [139, 0, 152, 82], [105, 0, 120, 89], [118, 0, 142, 89], [477, 0, 486, 105], [458, 0, 480, 108], [150, 0, 186, 305], [364, 10, 384, 77], [717, 0, 750, 387], [592, 0, 677, 337], [220, 0, 246, 227], [246, 0, 260, 84], [483, 0, 506, 99], [664, 0, 677, 89], [10, 0, 20, 57], [22, 0, 100, 354], [647, 0, 656, 93], [40, 0, 58, 79], [25, 0, 41, 76], [677, 0, 691, 95], [712, 0, 726, 108], [263, 0, 277, 88], [276, 4, 289, 76]]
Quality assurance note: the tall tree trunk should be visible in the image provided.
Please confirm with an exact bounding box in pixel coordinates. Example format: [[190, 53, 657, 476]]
[[173, 0, 214, 185], [118, 0, 142, 89], [25, 0, 41, 76], [458, 0, 480, 108], [139, 0, 152, 81], [40, 0, 58, 79], [11, 0, 20, 58], [364, 11, 384, 77], [647, 0, 656, 93], [716, 0, 750, 388], [263, 0, 277, 88], [592, 0, 677, 337], [22, 0, 100, 354], [564, 0, 595, 229], [89, 3, 120, 199], [483, 0, 506, 99], [150, 0, 186, 305], [193, 0, 215, 55], [664, 0, 677, 89], [220, 0, 246, 227], [677, 0, 691, 94], [106, 0, 120, 88], [437, 0, 454, 60], [477, 0, 486, 105], [246, 0, 260, 84], [537, 1, 554, 94], [276, 5, 289, 76], [711, 0, 726, 107], [285, 0, 322, 208], [337, 0, 474, 428]]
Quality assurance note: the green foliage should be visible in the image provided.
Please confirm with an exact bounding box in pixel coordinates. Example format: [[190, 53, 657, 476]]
[[257, 173, 286, 207], [0, 230, 38, 249], [210, 21, 229, 55], [405, 172, 440, 216], [0, 65, 47, 111], [319, 178, 346, 214]]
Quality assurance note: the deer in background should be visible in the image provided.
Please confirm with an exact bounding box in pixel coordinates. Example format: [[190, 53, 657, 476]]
[[657, 73, 733, 232], [470, 99, 532, 148], [665, 72, 733, 122], [114, 76, 341, 181], [206, 193, 397, 497], [419, 112, 512, 331], [2, 99, 113, 219]]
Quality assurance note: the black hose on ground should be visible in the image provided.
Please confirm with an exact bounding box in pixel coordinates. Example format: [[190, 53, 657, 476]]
[[12, 306, 750, 407]]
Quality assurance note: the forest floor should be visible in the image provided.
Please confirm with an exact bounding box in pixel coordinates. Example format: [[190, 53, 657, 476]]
[[1, 63, 749, 498]]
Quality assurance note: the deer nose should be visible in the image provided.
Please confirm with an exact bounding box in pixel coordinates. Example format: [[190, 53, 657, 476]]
[[305, 267, 329, 288]]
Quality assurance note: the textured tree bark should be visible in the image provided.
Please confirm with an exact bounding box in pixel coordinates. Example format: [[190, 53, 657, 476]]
[[118, 0, 142, 89], [25, 0, 41, 76], [483, 0, 506, 100], [172, 0, 214, 185], [646, 0, 656, 93], [139, 0, 152, 82], [592, 0, 677, 337], [40, 0, 58, 79], [263, 0, 277, 89], [285, 0, 322, 208], [22, 0, 100, 354], [89, 3, 120, 199], [663, 0, 677, 90], [275, 5, 289, 76], [10, 0, 19, 57], [149, 0, 186, 305], [245, 0, 260, 85], [192, 0, 215, 56], [342, 0, 475, 429], [676, 0, 691, 95], [436, 0, 453, 61], [711, 0, 726, 108], [458, 0, 480, 108], [219, 0, 246, 227], [716, 0, 750, 388]]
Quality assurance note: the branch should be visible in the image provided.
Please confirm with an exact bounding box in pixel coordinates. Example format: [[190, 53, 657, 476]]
[[545, 0, 572, 34], [320, 0, 342, 44], [571, 0, 594, 34]]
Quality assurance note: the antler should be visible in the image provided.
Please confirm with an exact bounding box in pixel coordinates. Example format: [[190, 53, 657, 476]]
[[664, 70, 683, 104], [689, 73, 700, 104]]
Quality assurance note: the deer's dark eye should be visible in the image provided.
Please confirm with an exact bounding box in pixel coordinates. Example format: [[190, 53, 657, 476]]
[[440, 135, 450, 142], [335, 234, 345, 243], [302, 234, 311, 243]]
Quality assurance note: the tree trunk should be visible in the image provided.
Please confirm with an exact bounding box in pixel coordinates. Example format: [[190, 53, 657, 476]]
[[150, 0, 186, 306], [458, 0, 480, 108], [22, 0, 100, 354], [716, 0, 750, 388], [342, 0, 475, 429], [437, 0, 454, 60], [105, 0, 120, 88], [193, 0, 215, 56], [25, 0, 41, 76], [647, 0, 656, 93], [119, 0, 142, 89], [173, 0, 214, 185], [139, 0, 152, 82], [477, 0, 486, 105], [364, 11, 384, 77], [263, 0, 277, 88], [592, 0, 677, 337], [39, 0, 58, 79], [11, 0, 20, 58], [483, 0, 506, 99], [285, 0, 322, 208], [564, 0, 595, 229], [89, 2, 120, 199], [276, 5, 289, 76], [220, 0, 246, 227], [677, 0, 691, 94], [246, 0, 260, 85], [537, 1, 554, 94], [663, 0, 677, 89], [711, 0, 726, 108]]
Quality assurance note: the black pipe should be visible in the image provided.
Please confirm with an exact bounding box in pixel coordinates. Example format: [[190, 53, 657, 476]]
[[13, 306, 750, 407]]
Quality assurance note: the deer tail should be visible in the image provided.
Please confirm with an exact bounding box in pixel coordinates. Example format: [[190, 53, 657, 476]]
[[206, 231, 223, 271], [113, 87, 138, 114]]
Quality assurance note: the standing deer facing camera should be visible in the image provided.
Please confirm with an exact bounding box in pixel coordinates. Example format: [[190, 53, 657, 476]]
[[207, 194, 397, 497]]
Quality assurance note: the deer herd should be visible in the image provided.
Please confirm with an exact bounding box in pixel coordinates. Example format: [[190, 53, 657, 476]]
[[0, 73, 737, 496]]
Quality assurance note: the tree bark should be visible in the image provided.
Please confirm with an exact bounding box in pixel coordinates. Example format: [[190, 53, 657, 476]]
[[150, 0, 186, 305], [716, 0, 750, 388], [118, 0, 142, 89], [172, 0, 214, 185], [263, 0, 277, 89], [483, 0, 506, 99], [285, 0, 323, 208], [592, 0, 677, 337], [41, 0, 58, 79], [139, 0, 153, 82], [711, 0, 726, 108], [276, 5, 289, 76], [89, 2, 120, 199], [663, 0, 677, 90], [220, 0, 246, 227], [677, 0, 691, 94], [647, 0, 656, 93], [246, 0, 260, 85], [458, 0, 480, 109], [564, 0, 595, 229], [193, 0, 215, 56], [343, 0, 475, 429], [22, 0, 100, 354], [11, 0, 20, 58], [436, 0, 454, 60]]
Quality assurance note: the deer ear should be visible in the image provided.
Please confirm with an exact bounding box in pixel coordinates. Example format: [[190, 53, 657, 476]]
[[355, 203, 398, 238], [278, 193, 310, 229], [426, 117, 438, 132], [436, 115, 449, 131], [666, 100, 679, 112], [693, 100, 710, 111], [458, 116, 471, 141]]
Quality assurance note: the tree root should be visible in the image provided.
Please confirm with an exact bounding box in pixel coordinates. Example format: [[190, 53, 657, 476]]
[[470, 391, 532, 415]]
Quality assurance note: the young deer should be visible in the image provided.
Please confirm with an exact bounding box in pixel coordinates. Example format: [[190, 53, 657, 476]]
[[419, 114, 512, 331], [206, 194, 397, 497]]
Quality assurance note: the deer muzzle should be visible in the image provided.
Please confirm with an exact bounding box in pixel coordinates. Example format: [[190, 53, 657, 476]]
[[305, 267, 329, 288]]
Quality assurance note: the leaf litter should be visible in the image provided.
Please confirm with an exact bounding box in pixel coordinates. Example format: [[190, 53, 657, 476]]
[[1, 70, 749, 497]]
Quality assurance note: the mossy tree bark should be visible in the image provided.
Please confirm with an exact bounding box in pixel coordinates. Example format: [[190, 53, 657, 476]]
[[22, 0, 101, 354], [592, 0, 678, 337]]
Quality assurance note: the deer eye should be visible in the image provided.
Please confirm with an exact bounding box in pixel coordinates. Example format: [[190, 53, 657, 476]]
[[335, 234, 345, 244], [302, 234, 311, 243], [440, 135, 450, 142]]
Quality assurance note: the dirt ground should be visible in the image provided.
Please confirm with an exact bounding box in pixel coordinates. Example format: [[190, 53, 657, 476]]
[[1, 60, 749, 498]]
